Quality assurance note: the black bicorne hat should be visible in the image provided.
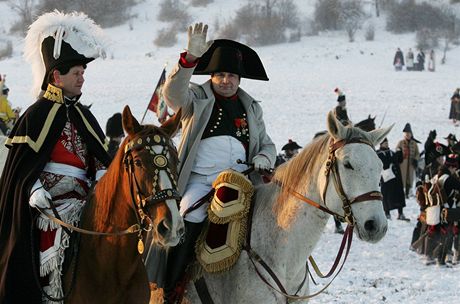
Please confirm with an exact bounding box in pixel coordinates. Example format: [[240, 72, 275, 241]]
[[193, 39, 269, 81], [282, 139, 302, 151], [444, 133, 457, 142], [106, 113, 124, 138], [40, 36, 95, 91], [402, 123, 413, 134]]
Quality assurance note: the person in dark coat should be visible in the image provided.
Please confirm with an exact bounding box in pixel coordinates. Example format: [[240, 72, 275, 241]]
[[0, 12, 110, 303], [377, 138, 408, 220], [423, 130, 448, 167], [416, 49, 425, 71], [448, 89, 460, 126], [393, 47, 405, 71], [105, 112, 124, 159]]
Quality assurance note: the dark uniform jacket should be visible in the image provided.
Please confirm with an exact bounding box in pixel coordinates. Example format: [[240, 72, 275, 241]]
[[0, 84, 110, 303]]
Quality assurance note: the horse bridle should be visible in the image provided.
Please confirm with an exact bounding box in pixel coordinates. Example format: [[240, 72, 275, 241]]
[[321, 137, 383, 226], [236, 137, 385, 302], [123, 133, 181, 233]]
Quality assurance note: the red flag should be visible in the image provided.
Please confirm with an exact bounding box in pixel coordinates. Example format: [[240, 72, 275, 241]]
[[148, 68, 166, 113]]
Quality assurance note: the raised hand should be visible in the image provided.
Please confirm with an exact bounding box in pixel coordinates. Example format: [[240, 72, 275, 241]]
[[186, 22, 213, 59]]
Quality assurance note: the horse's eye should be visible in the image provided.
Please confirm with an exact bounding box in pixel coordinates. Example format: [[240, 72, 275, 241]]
[[344, 162, 354, 170], [134, 159, 142, 167]]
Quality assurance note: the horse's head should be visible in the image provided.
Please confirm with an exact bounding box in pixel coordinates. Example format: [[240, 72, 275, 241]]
[[355, 114, 376, 132], [121, 106, 184, 247], [321, 111, 392, 243]]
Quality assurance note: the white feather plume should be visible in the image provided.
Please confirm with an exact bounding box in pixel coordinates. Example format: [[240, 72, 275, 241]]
[[24, 10, 109, 98]]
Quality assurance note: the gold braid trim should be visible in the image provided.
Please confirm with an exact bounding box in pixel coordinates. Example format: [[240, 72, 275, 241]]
[[195, 216, 249, 274], [5, 102, 62, 152], [43, 84, 64, 103], [208, 170, 254, 224]]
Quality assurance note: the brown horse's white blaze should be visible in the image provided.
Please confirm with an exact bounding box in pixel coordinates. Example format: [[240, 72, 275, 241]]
[[152, 144, 184, 247]]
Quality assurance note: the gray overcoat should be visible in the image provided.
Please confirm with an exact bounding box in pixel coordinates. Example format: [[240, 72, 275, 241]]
[[162, 63, 276, 194]]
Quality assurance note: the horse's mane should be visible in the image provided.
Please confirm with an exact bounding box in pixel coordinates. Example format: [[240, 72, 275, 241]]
[[272, 126, 373, 229], [91, 125, 177, 232]]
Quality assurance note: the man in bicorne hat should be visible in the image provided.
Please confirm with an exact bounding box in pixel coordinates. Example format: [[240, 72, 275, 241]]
[[0, 11, 110, 303], [275, 139, 301, 167], [396, 123, 420, 199], [158, 22, 276, 302]]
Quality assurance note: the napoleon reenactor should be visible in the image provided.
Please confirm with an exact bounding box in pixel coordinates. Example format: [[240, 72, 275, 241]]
[[0, 11, 111, 303], [144, 22, 276, 303]]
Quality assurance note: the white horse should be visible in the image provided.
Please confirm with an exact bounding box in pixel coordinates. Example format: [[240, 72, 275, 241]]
[[186, 111, 392, 303], [0, 135, 6, 174]]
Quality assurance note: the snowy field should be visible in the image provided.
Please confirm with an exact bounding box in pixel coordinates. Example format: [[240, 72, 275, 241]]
[[1, 0, 460, 303]]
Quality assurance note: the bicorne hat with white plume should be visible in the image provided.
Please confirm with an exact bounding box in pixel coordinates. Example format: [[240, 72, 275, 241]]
[[24, 11, 108, 97]]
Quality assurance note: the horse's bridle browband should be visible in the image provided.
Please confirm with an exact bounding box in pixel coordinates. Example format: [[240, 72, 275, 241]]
[[321, 137, 382, 226], [123, 133, 181, 232]]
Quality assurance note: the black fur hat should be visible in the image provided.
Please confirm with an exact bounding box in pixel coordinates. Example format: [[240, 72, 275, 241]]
[[193, 39, 269, 81], [106, 113, 124, 138]]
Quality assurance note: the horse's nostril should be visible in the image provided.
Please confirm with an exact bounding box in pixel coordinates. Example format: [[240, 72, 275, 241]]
[[177, 227, 185, 238], [364, 219, 376, 232], [157, 219, 170, 236]]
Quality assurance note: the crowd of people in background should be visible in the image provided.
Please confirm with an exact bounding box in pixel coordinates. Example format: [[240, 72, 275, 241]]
[[393, 47, 435, 72]]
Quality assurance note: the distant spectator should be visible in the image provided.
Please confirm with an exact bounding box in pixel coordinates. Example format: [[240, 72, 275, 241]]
[[448, 89, 460, 126], [275, 139, 301, 167], [406, 48, 414, 71], [0, 75, 18, 135], [428, 49, 435, 72], [416, 49, 425, 71], [393, 47, 405, 71], [105, 112, 124, 160]]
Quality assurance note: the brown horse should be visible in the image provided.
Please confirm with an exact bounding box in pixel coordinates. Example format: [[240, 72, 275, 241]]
[[63, 106, 184, 303]]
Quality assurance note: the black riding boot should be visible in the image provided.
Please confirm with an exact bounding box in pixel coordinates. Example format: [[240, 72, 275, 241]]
[[164, 220, 204, 303]]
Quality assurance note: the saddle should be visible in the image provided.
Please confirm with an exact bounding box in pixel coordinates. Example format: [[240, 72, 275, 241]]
[[195, 169, 254, 273]]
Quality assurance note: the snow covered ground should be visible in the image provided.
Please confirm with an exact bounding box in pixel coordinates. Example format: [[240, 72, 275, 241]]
[[1, 0, 460, 303]]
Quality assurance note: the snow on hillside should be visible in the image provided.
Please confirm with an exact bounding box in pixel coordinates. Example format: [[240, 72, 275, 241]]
[[1, 1, 460, 303]]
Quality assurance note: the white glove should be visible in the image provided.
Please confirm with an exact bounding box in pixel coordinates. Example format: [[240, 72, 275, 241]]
[[252, 155, 271, 171], [29, 187, 51, 209], [186, 23, 213, 58]]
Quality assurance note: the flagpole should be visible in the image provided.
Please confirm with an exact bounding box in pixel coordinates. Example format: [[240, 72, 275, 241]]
[[141, 63, 167, 124]]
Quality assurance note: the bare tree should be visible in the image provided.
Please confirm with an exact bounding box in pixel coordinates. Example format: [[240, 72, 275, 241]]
[[8, 0, 36, 35], [375, 0, 380, 17], [339, 0, 365, 42]]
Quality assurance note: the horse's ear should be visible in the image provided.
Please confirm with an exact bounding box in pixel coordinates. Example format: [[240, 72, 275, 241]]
[[122, 105, 142, 136], [369, 124, 394, 146], [327, 111, 347, 140], [161, 108, 182, 138]]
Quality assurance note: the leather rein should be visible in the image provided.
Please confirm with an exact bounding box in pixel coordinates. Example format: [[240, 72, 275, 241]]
[[244, 137, 383, 302]]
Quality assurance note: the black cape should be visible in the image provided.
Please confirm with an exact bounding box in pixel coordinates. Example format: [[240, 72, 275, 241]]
[[0, 86, 110, 303]]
